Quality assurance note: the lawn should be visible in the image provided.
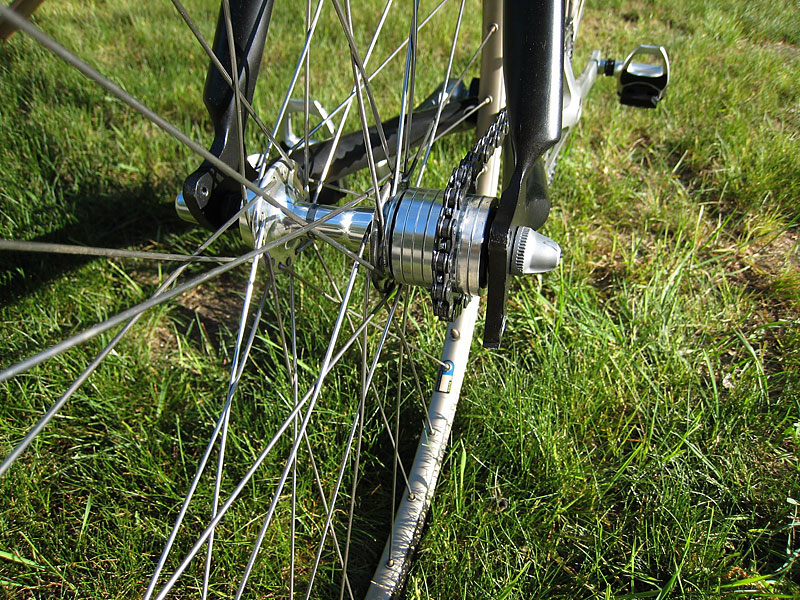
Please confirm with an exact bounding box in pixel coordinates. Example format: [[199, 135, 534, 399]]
[[1, 0, 798, 598]]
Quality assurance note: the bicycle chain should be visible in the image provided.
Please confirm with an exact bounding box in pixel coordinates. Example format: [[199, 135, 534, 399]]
[[431, 108, 509, 321]]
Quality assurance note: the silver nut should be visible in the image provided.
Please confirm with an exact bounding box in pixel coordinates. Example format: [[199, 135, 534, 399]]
[[509, 226, 561, 275]]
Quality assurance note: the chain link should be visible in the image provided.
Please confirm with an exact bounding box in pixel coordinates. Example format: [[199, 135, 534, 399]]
[[430, 108, 509, 321]]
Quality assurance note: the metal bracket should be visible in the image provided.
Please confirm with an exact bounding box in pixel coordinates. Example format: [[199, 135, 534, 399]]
[[181, 0, 275, 230], [483, 0, 564, 348]]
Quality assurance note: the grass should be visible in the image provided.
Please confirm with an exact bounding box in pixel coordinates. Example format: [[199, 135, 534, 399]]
[[1, 0, 799, 598]]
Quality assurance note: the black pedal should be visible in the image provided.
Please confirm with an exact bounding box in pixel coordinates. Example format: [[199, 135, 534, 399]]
[[604, 45, 670, 109]]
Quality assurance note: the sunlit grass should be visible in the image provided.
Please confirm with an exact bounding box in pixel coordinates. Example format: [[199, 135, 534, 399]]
[[1, 0, 798, 598]]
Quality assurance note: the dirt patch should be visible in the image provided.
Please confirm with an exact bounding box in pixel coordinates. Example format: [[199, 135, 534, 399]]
[[736, 227, 800, 317], [756, 38, 800, 60], [175, 270, 250, 330], [130, 258, 253, 362], [745, 228, 800, 276]]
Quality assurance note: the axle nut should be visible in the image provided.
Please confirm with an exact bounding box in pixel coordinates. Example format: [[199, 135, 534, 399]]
[[510, 226, 561, 275]]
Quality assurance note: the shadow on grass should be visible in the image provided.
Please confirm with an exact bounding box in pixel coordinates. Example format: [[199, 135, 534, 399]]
[[0, 180, 193, 306]]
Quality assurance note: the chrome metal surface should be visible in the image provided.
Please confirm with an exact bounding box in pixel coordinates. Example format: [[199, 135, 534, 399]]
[[237, 162, 494, 298], [385, 188, 493, 297], [615, 44, 670, 82], [175, 190, 194, 224], [304, 203, 374, 248], [453, 193, 493, 295], [239, 160, 309, 260], [240, 158, 375, 264], [386, 188, 439, 289], [509, 226, 561, 275]]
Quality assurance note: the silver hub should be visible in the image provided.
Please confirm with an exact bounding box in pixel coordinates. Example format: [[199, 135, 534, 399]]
[[383, 188, 492, 297], [238, 159, 307, 261]]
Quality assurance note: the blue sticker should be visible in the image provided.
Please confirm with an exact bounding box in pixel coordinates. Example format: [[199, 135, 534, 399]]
[[437, 360, 455, 393]]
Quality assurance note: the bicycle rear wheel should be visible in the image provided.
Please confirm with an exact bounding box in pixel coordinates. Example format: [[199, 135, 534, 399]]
[[0, 0, 504, 598]]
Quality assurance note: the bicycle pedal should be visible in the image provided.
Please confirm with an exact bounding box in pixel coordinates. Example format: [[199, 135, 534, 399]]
[[602, 44, 670, 108]]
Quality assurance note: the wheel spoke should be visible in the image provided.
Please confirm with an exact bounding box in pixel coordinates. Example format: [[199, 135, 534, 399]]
[[288, 272, 299, 600], [0, 5, 372, 272], [286, 0, 449, 153], [361, 293, 414, 495], [143, 269, 273, 600], [303, 390, 366, 600], [227, 273, 391, 600], [0, 240, 234, 263], [431, 94, 492, 144], [413, 0, 467, 186], [304, 290, 402, 599], [221, 255, 368, 600], [390, 287, 437, 430], [426, 23, 498, 143], [201, 219, 270, 598], [290, 258, 419, 498], [406, 25, 496, 179], [331, 0, 395, 179], [273, 261, 364, 600], [0, 0, 495, 595], [391, 0, 419, 194], [574, 0, 587, 38], [144, 267, 388, 600], [1, 194, 266, 478], [337, 258, 372, 600], [303, 0, 312, 190], [0, 190, 375, 386], [258, 0, 326, 171], [286, 268, 374, 600], [0, 177, 281, 477], [277, 263, 445, 370], [153, 238, 368, 600], [330, 0, 389, 225]]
